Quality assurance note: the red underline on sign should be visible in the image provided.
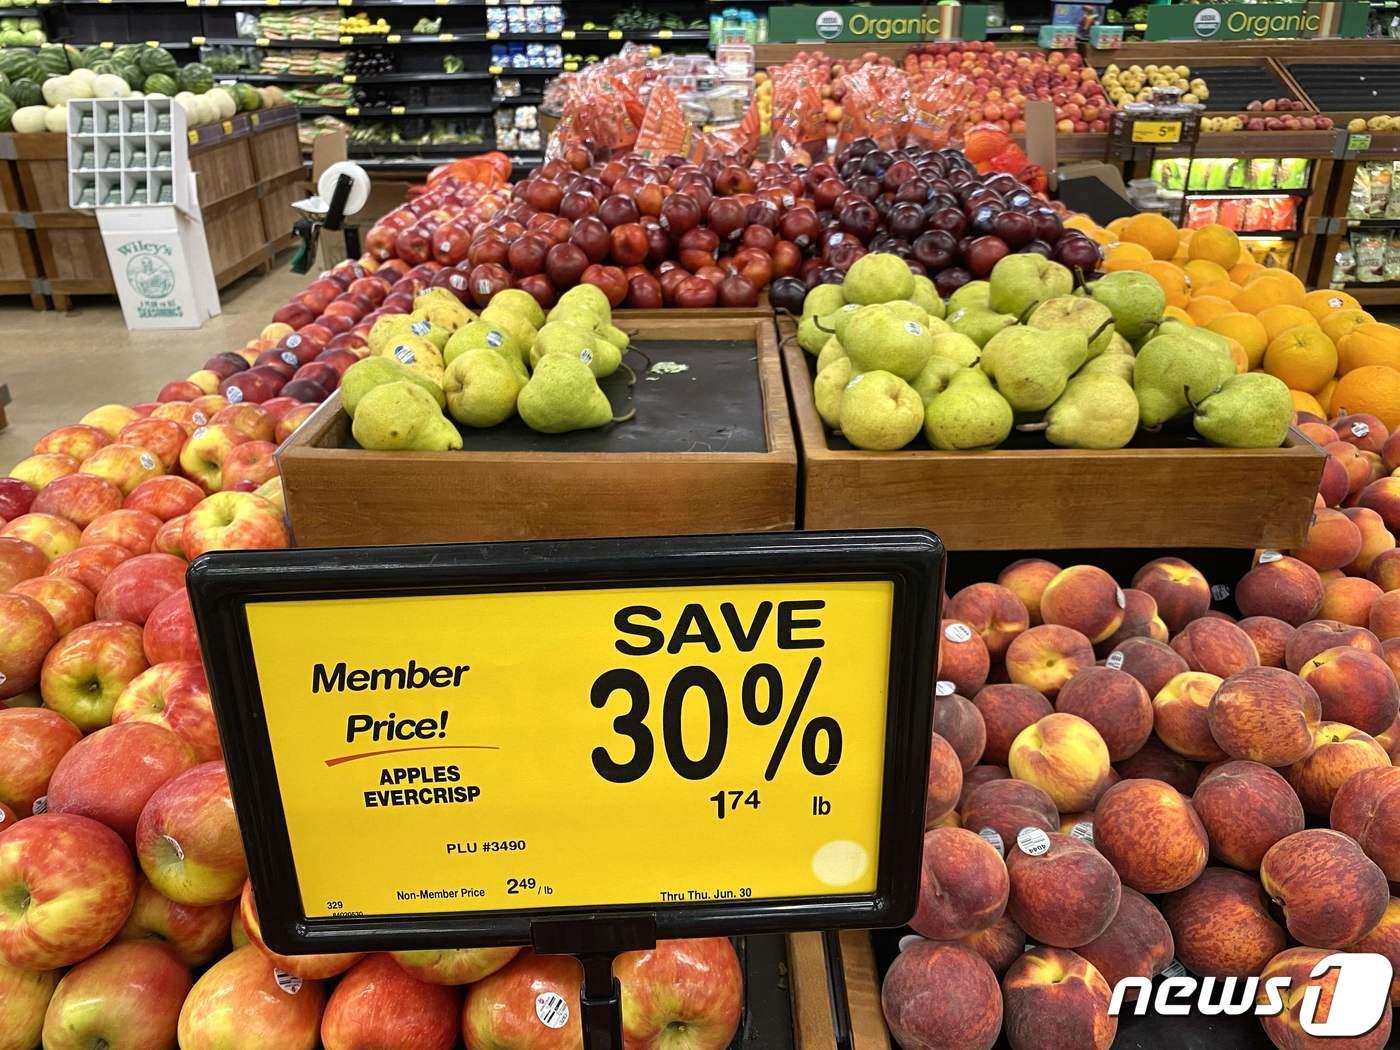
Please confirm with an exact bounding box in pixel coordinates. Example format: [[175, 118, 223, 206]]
[[325, 745, 501, 767]]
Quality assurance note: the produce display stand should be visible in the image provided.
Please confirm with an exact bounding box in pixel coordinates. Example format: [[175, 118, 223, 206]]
[[278, 315, 797, 546], [0, 144, 47, 310], [1310, 131, 1400, 304], [788, 930, 890, 1050], [777, 317, 1325, 551]]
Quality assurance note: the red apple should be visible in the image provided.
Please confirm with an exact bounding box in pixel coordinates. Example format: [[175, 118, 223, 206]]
[[0, 707, 79, 813], [41, 940, 191, 1050], [220, 441, 279, 492], [117, 876, 234, 966], [113, 661, 220, 763], [0, 478, 36, 521], [0, 536, 47, 591], [137, 761, 246, 905], [210, 404, 275, 443], [177, 945, 326, 1048], [32, 425, 110, 463], [320, 953, 459, 1050], [182, 492, 288, 560], [143, 589, 199, 665], [615, 938, 742, 1049], [580, 264, 628, 307], [180, 425, 250, 492], [39, 620, 148, 733], [44, 543, 131, 595], [463, 951, 583, 1049], [81, 508, 161, 556], [125, 476, 205, 522], [10, 576, 93, 638], [609, 223, 650, 267], [94, 552, 187, 625]]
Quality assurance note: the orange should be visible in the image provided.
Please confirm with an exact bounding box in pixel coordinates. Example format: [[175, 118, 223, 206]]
[[1163, 304, 1196, 326], [1228, 260, 1262, 284], [1197, 280, 1243, 301], [1185, 295, 1236, 326], [1064, 214, 1098, 234], [1083, 226, 1117, 246], [1103, 241, 1153, 272], [1106, 216, 1131, 237], [1303, 288, 1361, 320], [1144, 261, 1190, 307], [1184, 259, 1230, 290], [1264, 326, 1338, 394], [1290, 390, 1326, 418], [1222, 336, 1248, 373], [1206, 312, 1269, 369], [1121, 212, 1181, 260], [1231, 275, 1306, 315], [1321, 308, 1376, 345], [1256, 304, 1320, 343], [1338, 322, 1400, 374], [1330, 365, 1400, 428], [1318, 378, 1337, 414], [1247, 267, 1307, 296], [1187, 224, 1242, 269]]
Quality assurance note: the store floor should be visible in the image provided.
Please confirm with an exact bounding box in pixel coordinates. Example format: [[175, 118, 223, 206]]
[[0, 255, 309, 466]]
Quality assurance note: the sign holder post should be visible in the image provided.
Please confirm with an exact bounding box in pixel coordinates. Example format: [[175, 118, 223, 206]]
[[188, 530, 944, 1050]]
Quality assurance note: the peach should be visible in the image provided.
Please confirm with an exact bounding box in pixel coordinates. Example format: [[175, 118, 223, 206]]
[[1286, 723, 1390, 816], [880, 942, 1002, 1050], [1320, 576, 1383, 627], [1369, 589, 1400, 641], [1007, 831, 1120, 948], [1003, 948, 1116, 1050], [1351, 898, 1400, 1005], [1009, 713, 1112, 813], [955, 915, 1025, 977], [1208, 667, 1322, 767], [1237, 616, 1295, 668], [1362, 449, 1388, 486], [1192, 760, 1305, 870], [961, 778, 1058, 850], [1285, 619, 1382, 672], [1331, 766, 1400, 879], [1153, 671, 1227, 762], [925, 733, 963, 826], [932, 694, 986, 771], [910, 827, 1009, 941], [971, 684, 1053, 765], [1334, 413, 1389, 454], [1161, 867, 1285, 977], [946, 583, 1029, 660], [1076, 888, 1173, 999], [1105, 637, 1188, 697], [1367, 546, 1400, 590], [1114, 737, 1203, 795], [1092, 778, 1208, 893], [938, 619, 990, 696], [1383, 638, 1400, 683], [1235, 556, 1324, 626], [997, 558, 1061, 626], [1298, 646, 1399, 735], [1039, 565, 1125, 644], [1131, 557, 1211, 633], [1318, 450, 1350, 506], [1377, 709, 1400, 758], [1259, 946, 1393, 1050], [1004, 625, 1095, 698], [1343, 506, 1396, 575], [1329, 440, 1372, 496], [1055, 667, 1152, 761], [1169, 617, 1260, 678], [1358, 475, 1400, 531], [1292, 508, 1363, 571], [958, 764, 1010, 811], [1100, 588, 1164, 649], [1261, 829, 1389, 948]]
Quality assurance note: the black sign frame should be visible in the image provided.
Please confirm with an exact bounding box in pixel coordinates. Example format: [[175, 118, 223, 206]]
[[187, 529, 943, 955]]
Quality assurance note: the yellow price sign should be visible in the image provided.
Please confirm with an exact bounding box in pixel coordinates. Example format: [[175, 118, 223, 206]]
[[222, 120, 233, 133], [486, 29, 499, 38], [561, 28, 575, 38], [488, 64, 503, 74], [339, 34, 354, 43], [658, 28, 672, 38], [344, 106, 359, 116], [438, 32, 454, 40], [608, 28, 622, 38], [342, 73, 357, 83], [564, 60, 578, 71], [255, 37, 270, 46], [193, 534, 940, 952], [386, 33, 401, 42], [1131, 120, 1183, 144], [192, 35, 207, 44], [187, 130, 199, 144], [390, 105, 405, 115]]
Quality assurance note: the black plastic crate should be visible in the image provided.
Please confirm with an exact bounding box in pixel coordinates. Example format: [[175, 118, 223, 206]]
[[1193, 65, 1300, 111], [1287, 62, 1400, 112]]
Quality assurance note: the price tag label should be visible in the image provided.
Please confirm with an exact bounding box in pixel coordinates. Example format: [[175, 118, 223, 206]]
[[339, 34, 353, 43], [486, 30, 499, 39], [563, 60, 577, 71], [488, 64, 503, 74], [342, 74, 356, 83], [386, 33, 401, 42], [608, 28, 622, 38], [192, 534, 941, 953], [250, 113, 260, 126], [268, 0, 280, 6], [188, 130, 199, 144], [222, 120, 233, 133], [344, 106, 359, 116], [1349, 133, 1373, 152], [187, 0, 200, 6], [1009, 23, 1024, 32], [256, 37, 270, 46], [192, 35, 207, 44], [438, 32, 454, 40], [658, 28, 672, 38], [561, 28, 575, 38], [1131, 120, 1182, 144], [390, 105, 405, 115]]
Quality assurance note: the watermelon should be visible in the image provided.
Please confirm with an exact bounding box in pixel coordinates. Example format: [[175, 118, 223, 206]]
[[142, 72, 176, 96], [177, 62, 213, 94], [7, 77, 39, 107], [88, 59, 118, 76], [233, 82, 260, 112], [112, 44, 139, 65], [78, 45, 105, 68], [116, 62, 141, 88], [0, 73, 10, 96], [0, 94, 14, 132], [0, 50, 35, 79], [137, 46, 177, 77]]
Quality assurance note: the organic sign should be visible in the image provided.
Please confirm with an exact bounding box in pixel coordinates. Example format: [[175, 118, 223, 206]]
[[767, 4, 989, 43], [189, 532, 941, 953], [1145, 2, 1369, 40]]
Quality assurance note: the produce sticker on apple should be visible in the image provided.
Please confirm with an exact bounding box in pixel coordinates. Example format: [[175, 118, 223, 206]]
[[241, 580, 895, 921]]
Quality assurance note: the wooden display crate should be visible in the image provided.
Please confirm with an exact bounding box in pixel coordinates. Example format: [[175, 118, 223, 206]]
[[258, 169, 306, 253], [279, 316, 797, 547], [778, 320, 1324, 551], [788, 931, 889, 1050]]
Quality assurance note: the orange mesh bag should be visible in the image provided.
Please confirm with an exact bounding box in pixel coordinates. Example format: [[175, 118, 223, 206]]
[[908, 67, 973, 151], [770, 62, 828, 163], [835, 64, 910, 151], [634, 80, 692, 161]]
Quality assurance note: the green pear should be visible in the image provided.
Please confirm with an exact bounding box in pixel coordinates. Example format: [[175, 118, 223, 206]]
[[517, 355, 615, 433], [912, 356, 959, 405], [351, 381, 462, 451], [816, 338, 847, 373], [843, 304, 935, 380], [382, 335, 446, 387], [341, 357, 445, 416], [1089, 271, 1167, 341], [1193, 372, 1293, 448], [403, 314, 452, 351], [837, 370, 924, 450], [530, 321, 620, 377], [1077, 351, 1135, 383], [909, 275, 945, 320], [884, 300, 930, 327], [924, 368, 1013, 451], [367, 314, 416, 355], [1041, 373, 1139, 449], [981, 325, 1088, 412], [798, 314, 829, 355], [443, 348, 522, 428], [843, 252, 915, 305], [1141, 318, 1230, 357], [929, 332, 981, 368], [947, 305, 1017, 347], [479, 301, 538, 351], [1108, 332, 1134, 356], [444, 319, 525, 369], [988, 255, 1073, 318], [814, 358, 852, 428], [802, 283, 845, 319], [553, 283, 610, 321], [411, 296, 472, 333], [1133, 333, 1235, 427], [1029, 296, 1116, 358], [948, 280, 990, 311], [822, 303, 863, 344], [490, 287, 547, 328]]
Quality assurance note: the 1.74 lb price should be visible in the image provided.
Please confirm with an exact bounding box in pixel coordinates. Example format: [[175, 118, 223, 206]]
[[590, 659, 842, 784]]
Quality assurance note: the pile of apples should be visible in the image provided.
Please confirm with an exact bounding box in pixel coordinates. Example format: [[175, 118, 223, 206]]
[[1232, 99, 1335, 134], [904, 43, 1114, 135], [768, 48, 900, 132], [890, 549, 1399, 1050]]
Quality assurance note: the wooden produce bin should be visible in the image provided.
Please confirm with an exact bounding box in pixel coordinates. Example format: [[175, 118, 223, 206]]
[[0, 145, 44, 309], [9, 132, 110, 309], [778, 319, 1325, 551], [279, 316, 797, 547], [788, 931, 889, 1050]]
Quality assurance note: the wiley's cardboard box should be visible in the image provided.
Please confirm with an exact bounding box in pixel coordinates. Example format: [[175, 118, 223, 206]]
[[97, 202, 220, 329]]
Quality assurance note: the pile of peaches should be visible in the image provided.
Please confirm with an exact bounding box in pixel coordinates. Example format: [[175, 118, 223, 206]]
[[890, 548, 1399, 1050]]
